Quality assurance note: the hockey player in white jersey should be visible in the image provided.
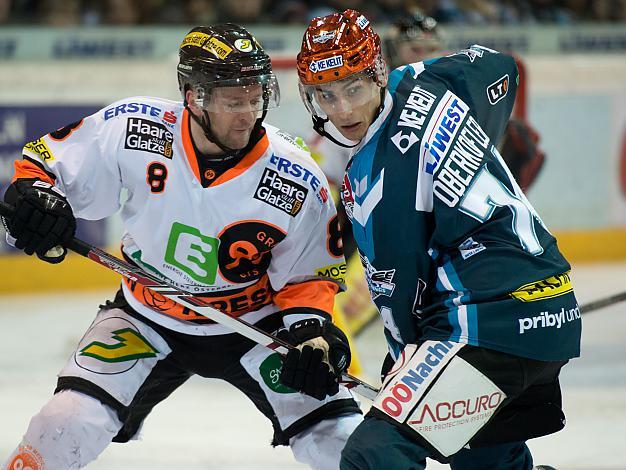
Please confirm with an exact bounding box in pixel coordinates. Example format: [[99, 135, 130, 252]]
[[2, 24, 362, 470]]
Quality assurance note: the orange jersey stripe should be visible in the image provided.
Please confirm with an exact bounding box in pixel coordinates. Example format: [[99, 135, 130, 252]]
[[181, 108, 202, 182], [211, 132, 269, 186], [123, 275, 273, 323], [181, 108, 270, 187], [12, 159, 55, 184], [273, 280, 340, 317]]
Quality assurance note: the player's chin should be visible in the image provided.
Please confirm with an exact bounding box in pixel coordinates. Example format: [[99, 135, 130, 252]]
[[227, 130, 254, 149]]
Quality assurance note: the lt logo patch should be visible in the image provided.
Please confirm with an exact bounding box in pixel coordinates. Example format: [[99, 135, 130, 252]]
[[80, 328, 159, 363]]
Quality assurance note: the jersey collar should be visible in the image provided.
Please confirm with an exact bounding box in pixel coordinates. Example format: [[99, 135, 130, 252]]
[[181, 108, 269, 187], [350, 90, 394, 156]]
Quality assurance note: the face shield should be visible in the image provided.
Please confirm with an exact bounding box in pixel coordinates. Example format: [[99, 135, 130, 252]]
[[192, 73, 280, 115], [299, 71, 380, 119]]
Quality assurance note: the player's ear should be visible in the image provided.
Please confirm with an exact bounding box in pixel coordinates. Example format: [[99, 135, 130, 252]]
[[185, 88, 201, 114]]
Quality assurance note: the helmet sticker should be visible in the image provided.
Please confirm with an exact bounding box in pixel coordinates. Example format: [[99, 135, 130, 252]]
[[356, 15, 370, 29], [312, 31, 336, 44], [180, 31, 210, 48], [235, 38, 253, 52], [204, 37, 232, 59], [309, 55, 344, 73]]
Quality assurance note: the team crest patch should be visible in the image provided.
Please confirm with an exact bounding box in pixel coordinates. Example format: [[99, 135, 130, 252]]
[[361, 254, 396, 299], [254, 168, 307, 217], [125, 117, 174, 158]]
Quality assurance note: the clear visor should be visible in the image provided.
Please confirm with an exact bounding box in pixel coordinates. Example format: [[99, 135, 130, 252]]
[[192, 73, 280, 114], [299, 72, 380, 118]]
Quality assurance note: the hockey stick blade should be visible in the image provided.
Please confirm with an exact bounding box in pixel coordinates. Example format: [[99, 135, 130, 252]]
[[0, 201, 379, 400]]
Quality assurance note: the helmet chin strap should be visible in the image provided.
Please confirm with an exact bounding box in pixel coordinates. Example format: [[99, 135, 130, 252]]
[[310, 86, 386, 149], [312, 115, 359, 149]]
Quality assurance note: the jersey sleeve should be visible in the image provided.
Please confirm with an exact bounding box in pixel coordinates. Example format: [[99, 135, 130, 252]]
[[13, 106, 125, 220], [427, 45, 519, 145], [268, 166, 346, 320]]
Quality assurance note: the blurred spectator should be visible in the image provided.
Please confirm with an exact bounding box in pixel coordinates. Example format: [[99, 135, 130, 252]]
[[186, 0, 216, 24], [215, 0, 270, 23], [0, 0, 624, 25], [0, 0, 10, 23], [103, 0, 141, 24], [39, 0, 82, 25]]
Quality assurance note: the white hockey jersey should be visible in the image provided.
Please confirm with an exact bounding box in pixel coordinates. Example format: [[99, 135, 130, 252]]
[[13, 96, 345, 335]]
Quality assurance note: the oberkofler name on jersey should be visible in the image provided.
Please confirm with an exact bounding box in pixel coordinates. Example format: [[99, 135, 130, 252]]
[[432, 115, 490, 208], [125, 118, 174, 158]]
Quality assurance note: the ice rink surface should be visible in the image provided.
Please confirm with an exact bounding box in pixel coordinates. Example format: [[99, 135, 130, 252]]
[[1, 261, 625, 469]]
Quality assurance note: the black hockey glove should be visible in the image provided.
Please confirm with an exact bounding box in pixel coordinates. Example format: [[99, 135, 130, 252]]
[[499, 118, 545, 192], [279, 318, 351, 400], [3, 179, 76, 263]]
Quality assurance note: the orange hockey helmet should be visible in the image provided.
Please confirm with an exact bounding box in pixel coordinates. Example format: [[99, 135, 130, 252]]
[[297, 10, 387, 146], [297, 9, 386, 86]]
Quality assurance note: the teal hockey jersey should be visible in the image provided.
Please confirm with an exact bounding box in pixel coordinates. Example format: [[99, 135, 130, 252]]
[[341, 45, 581, 361]]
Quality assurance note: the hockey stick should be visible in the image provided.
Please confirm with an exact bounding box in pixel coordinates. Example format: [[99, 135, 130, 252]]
[[0, 201, 379, 400], [580, 290, 626, 314]]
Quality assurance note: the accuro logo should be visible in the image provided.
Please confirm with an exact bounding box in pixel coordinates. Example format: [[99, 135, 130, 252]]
[[518, 306, 581, 334], [309, 55, 343, 73], [510, 272, 573, 302], [486, 74, 509, 105], [125, 117, 174, 158], [254, 168, 307, 217], [408, 391, 504, 425]]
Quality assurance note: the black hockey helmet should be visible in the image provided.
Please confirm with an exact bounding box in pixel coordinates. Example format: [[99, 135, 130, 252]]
[[177, 24, 280, 152], [384, 11, 442, 69]]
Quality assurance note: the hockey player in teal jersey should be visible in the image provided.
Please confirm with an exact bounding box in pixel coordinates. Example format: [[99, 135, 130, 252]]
[[291, 9, 582, 470]]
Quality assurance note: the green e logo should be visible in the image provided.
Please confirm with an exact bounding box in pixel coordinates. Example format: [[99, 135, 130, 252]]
[[165, 222, 219, 284]]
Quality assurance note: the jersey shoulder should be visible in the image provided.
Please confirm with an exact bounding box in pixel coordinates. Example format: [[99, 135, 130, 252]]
[[263, 123, 333, 209], [100, 96, 184, 126]]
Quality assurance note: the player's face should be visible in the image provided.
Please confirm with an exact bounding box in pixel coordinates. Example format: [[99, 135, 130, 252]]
[[313, 76, 381, 142], [206, 85, 263, 149]]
